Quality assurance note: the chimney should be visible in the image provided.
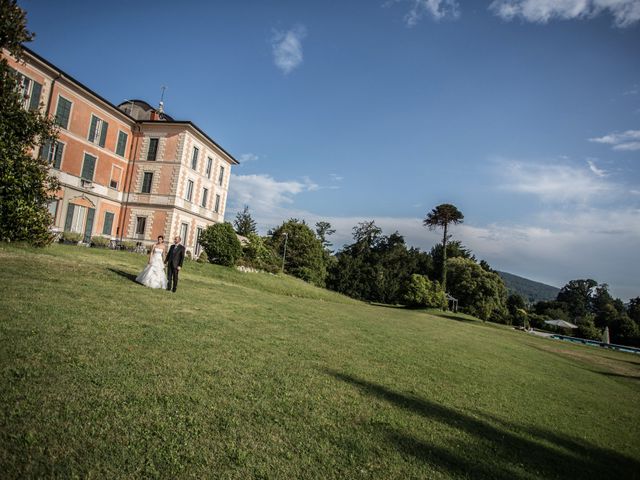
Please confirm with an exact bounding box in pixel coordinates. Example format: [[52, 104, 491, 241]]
[[150, 110, 159, 121]]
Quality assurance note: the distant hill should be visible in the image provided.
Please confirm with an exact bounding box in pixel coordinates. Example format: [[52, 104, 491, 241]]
[[497, 271, 560, 304]]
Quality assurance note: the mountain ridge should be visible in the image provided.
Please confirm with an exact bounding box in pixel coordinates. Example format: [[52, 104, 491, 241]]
[[497, 271, 560, 303]]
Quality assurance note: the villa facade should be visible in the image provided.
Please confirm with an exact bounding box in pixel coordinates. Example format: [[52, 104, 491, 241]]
[[4, 47, 238, 256]]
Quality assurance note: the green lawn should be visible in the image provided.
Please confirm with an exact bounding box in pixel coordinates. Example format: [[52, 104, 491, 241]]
[[1, 244, 638, 479]]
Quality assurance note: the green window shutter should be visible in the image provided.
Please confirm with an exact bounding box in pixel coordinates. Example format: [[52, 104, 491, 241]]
[[99, 121, 108, 147], [88, 116, 98, 142], [147, 138, 158, 160], [64, 204, 75, 231], [53, 142, 64, 169], [81, 153, 96, 180], [142, 172, 153, 193], [102, 212, 114, 236], [55, 97, 71, 129], [29, 81, 42, 110], [83, 208, 95, 243], [40, 141, 51, 161], [116, 131, 128, 156]]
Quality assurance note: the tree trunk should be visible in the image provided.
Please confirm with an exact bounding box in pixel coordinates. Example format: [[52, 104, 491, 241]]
[[442, 222, 448, 291]]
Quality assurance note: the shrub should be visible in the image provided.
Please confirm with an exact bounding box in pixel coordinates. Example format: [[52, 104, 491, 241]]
[[196, 250, 209, 263], [267, 219, 327, 286], [60, 231, 82, 244], [199, 222, 242, 267], [241, 233, 281, 273], [121, 240, 137, 251], [185, 250, 193, 261], [402, 274, 447, 309], [91, 235, 110, 248]]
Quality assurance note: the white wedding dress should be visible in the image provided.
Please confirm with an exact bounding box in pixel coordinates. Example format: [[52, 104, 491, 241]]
[[136, 248, 168, 289]]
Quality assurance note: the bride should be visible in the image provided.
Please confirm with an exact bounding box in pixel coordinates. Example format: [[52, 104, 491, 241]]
[[136, 235, 168, 289]]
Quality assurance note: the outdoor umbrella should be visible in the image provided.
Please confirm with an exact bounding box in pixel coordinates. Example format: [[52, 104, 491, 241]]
[[544, 319, 578, 329]]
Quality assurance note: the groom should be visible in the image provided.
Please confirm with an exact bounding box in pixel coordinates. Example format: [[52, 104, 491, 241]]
[[165, 236, 185, 293]]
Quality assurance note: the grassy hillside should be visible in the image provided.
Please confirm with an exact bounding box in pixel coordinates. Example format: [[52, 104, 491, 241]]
[[497, 271, 560, 303], [1, 244, 638, 479]]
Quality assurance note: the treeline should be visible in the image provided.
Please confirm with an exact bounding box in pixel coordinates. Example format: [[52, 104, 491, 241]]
[[197, 205, 640, 347], [529, 281, 640, 346], [201, 205, 509, 323]]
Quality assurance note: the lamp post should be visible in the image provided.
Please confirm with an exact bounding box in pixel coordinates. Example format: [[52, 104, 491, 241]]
[[281, 232, 288, 273]]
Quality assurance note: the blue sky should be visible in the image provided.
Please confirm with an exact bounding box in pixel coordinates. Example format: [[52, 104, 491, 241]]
[[21, 0, 640, 300]]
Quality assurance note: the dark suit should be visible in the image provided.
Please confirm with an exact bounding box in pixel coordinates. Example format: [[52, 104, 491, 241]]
[[165, 243, 185, 292]]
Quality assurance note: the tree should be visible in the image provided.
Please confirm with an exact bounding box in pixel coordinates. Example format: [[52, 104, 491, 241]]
[[401, 274, 447, 309], [628, 297, 640, 324], [199, 222, 242, 267], [429, 240, 474, 282], [240, 233, 280, 273], [446, 257, 507, 322], [556, 279, 597, 319], [268, 219, 327, 286], [315, 221, 335, 249], [423, 204, 464, 290], [0, 0, 59, 246], [506, 293, 527, 326], [233, 205, 257, 236], [352, 220, 382, 248], [326, 223, 429, 305]]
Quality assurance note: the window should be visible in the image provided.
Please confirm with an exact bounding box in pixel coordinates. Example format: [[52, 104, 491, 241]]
[[64, 204, 87, 233], [116, 131, 128, 156], [81, 153, 97, 181], [141, 172, 153, 193], [110, 165, 122, 190], [186, 179, 194, 202], [201, 188, 208, 208], [103, 212, 115, 236], [180, 223, 189, 244], [214, 194, 221, 213], [195, 227, 204, 256], [218, 166, 225, 186], [55, 96, 72, 129], [135, 217, 146, 235], [13, 71, 42, 111], [147, 138, 159, 161], [47, 200, 59, 221], [191, 146, 199, 170], [206, 157, 213, 178], [88, 114, 109, 148], [41, 141, 65, 169]]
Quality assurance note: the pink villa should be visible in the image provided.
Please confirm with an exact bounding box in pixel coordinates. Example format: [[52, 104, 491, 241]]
[[4, 47, 239, 256]]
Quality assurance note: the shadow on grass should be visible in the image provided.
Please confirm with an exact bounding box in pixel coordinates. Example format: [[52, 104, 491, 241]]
[[326, 369, 640, 479], [368, 302, 406, 309], [591, 370, 640, 381], [107, 268, 139, 284], [425, 310, 479, 324]]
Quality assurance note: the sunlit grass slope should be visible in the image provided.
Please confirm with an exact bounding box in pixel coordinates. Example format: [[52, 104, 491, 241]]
[[1, 244, 638, 479]]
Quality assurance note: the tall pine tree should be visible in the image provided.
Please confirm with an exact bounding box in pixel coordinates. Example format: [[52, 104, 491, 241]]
[[233, 205, 257, 236]]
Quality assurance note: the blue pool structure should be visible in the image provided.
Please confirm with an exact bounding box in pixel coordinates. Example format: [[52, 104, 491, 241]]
[[550, 334, 640, 355]]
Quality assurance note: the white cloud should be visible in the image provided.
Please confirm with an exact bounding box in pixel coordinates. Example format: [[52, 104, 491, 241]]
[[587, 159, 608, 177], [386, 0, 460, 26], [613, 141, 640, 151], [239, 153, 259, 164], [228, 174, 313, 213], [498, 160, 613, 202], [489, 0, 640, 28], [329, 173, 344, 182], [271, 26, 307, 74], [227, 169, 639, 300], [589, 129, 640, 151]]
